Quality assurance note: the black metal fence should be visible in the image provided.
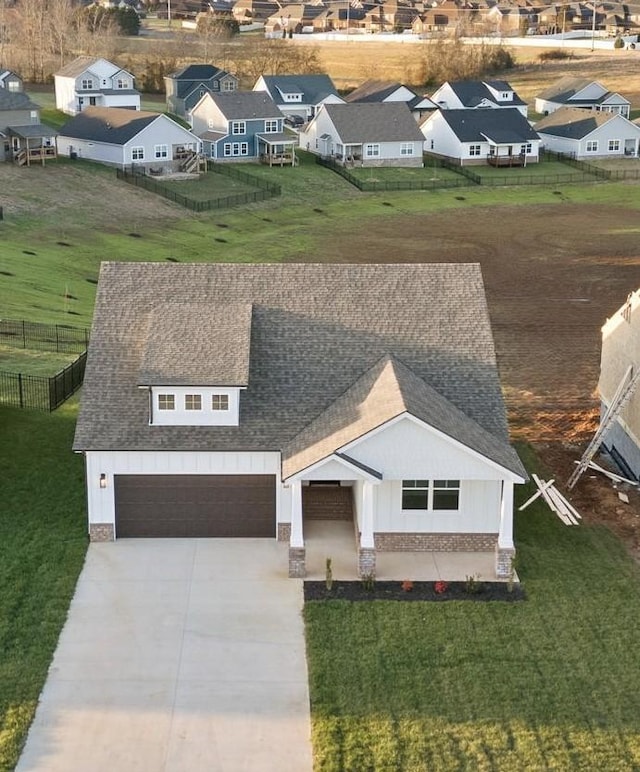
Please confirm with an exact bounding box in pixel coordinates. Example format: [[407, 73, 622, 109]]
[[0, 319, 89, 353], [316, 156, 474, 191], [116, 165, 281, 211], [0, 352, 87, 411]]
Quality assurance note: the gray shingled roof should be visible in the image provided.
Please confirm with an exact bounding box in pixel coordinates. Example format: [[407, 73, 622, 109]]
[[138, 302, 252, 387], [435, 108, 539, 143], [345, 80, 415, 104], [282, 355, 525, 479], [322, 102, 424, 143], [536, 76, 596, 102], [533, 106, 629, 139], [74, 263, 523, 481], [58, 107, 162, 144], [207, 91, 282, 120], [7, 123, 57, 138], [55, 56, 103, 78], [0, 89, 39, 112], [260, 74, 339, 105], [446, 80, 527, 108]]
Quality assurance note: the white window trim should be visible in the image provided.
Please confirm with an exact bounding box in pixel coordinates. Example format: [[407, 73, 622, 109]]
[[212, 394, 230, 411], [231, 121, 246, 135], [154, 144, 168, 159], [608, 139, 621, 152], [185, 394, 202, 411], [131, 146, 144, 161], [401, 479, 461, 512], [223, 142, 249, 157], [469, 144, 482, 156], [365, 143, 380, 157], [586, 140, 599, 153], [400, 142, 414, 156], [264, 119, 278, 133]]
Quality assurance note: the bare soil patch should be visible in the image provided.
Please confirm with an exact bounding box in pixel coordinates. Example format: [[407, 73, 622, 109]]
[[315, 201, 640, 552]]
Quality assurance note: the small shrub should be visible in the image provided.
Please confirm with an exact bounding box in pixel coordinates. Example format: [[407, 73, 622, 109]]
[[465, 574, 483, 595], [614, 37, 625, 49], [361, 573, 376, 591], [434, 580, 448, 594], [538, 49, 573, 62], [401, 580, 414, 592], [325, 557, 333, 592]]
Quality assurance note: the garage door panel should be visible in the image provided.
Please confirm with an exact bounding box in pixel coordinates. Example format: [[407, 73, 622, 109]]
[[114, 474, 276, 538]]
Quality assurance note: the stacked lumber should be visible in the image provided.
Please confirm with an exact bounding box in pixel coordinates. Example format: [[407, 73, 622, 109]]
[[518, 474, 582, 526]]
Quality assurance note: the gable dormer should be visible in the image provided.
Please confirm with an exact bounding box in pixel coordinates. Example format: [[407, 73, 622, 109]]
[[276, 85, 304, 103], [138, 302, 252, 427], [484, 82, 513, 102]]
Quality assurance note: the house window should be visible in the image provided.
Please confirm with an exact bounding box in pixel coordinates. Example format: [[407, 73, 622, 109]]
[[432, 480, 460, 510], [586, 140, 598, 153], [208, 118, 215, 129], [365, 143, 380, 157], [30, 110, 38, 124], [469, 144, 482, 156], [402, 480, 430, 510], [8, 81, 19, 92], [117, 79, 129, 89], [158, 394, 175, 410], [608, 139, 621, 152], [223, 142, 248, 156], [222, 79, 236, 92], [212, 394, 229, 411], [81, 78, 93, 90], [520, 143, 532, 155], [185, 394, 202, 410], [231, 121, 246, 135], [430, 139, 434, 150], [265, 119, 278, 133], [154, 144, 168, 159], [131, 146, 144, 161], [400, 142, 414, 155]]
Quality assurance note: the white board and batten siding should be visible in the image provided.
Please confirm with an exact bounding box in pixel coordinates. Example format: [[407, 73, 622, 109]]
[[84, 450, 282, 528], [56, 136, 125, 166]]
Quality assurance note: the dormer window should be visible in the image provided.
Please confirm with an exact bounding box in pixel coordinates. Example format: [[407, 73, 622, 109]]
[[158, 394, 175, 410], [212, 394, 229, 411], [185, 394, 202, 410]]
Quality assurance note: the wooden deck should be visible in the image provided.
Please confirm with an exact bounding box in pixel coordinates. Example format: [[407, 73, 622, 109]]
[[487, 154, 527, 168]]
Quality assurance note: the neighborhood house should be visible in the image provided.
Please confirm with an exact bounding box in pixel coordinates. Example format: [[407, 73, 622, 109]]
[[73, 263, 526, 581], [535, 77, 631, 118], [54, 56, 141, 116]]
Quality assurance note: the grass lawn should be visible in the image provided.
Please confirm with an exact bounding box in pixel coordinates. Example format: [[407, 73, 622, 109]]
[[161, 169, 257, 201], [0, 345, 79, 377], [471, 159, 602, 184], [0, 400, 87, 771], [347, 164, 463, 184], [305, 445, 640, 772]]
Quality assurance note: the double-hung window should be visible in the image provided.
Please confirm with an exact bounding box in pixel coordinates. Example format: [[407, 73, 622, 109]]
[[608, 139, 620, 152], [154, 144, 168, 159], [131, 146, 144, 161], [469, 144, 481, 157], [400, 142, 414, 156], [586, 140, 598, 153], [401, 479, 460, 511], [231, 121, 246, 135], [365, 143, 380, 157], [212, 394, 229, 411], [158, 394, 175, 410], [264, 120, 278, 133], [185, 394, 202, 411]]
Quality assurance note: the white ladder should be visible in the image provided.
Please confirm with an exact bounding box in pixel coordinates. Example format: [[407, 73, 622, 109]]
[[568, 365, 640, 489]]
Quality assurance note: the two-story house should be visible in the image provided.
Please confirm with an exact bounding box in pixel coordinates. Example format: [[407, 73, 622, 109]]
[[253, 74, 344, 124], [0, 89, 57, 165], [430, 80, 529, 118], [164, 64, 238, 119], [54, 56, 141, 116], [190, 91, 296, 164], [0, 69, 23, 92]]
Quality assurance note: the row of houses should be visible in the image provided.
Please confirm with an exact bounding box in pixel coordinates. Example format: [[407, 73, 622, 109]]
[[160, 0, 640, 37], [1, 59, 639, 169]]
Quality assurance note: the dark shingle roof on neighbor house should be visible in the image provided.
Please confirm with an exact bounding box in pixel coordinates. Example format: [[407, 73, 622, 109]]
[[206, 91, 282, 120], [0, 89, 39, 112], [73, 262, 525, 479], [260, 74, 340, 105], [322, 102, 424, 143], [534, 106, 630, 139], [536, 76, 629, 106], [345, 79, 415, 103], [58, 107, 167, 144], [444, 80, 527, 108], [432, 108, 539, 143]]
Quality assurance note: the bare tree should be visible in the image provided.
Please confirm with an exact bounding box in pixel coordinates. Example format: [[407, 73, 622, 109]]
[[47, 0, 77, 69]]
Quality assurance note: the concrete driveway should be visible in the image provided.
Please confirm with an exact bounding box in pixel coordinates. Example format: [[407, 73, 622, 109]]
[[17, 540, 313, 772]]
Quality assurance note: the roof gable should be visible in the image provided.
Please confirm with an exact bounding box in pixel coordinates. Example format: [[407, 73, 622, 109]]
[[206, 91, 282, 120], [534, 106, 637, 139], [435, 108, 539, 143], [319, 102, 424, 143], [58, 107, 173, 145], [259, 74, 339, 105]]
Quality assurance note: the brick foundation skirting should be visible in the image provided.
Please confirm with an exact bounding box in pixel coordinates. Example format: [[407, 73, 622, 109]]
[[89, 523, 115, 542], [374, 532, 498, 552], [288, 546, 306, 578], [277, 523, 291, 542]]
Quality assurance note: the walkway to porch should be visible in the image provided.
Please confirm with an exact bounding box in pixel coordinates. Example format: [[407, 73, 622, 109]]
[[303, 521, 502, 582]]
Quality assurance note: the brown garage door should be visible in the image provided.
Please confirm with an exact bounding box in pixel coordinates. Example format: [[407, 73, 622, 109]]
[[114, 474, 276, 538]]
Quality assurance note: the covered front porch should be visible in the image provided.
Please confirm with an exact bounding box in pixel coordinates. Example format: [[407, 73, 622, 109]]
[[7, 124, 58, 166]]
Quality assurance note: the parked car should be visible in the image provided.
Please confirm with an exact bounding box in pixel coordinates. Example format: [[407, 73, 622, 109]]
[[284, 114, 305, 127]]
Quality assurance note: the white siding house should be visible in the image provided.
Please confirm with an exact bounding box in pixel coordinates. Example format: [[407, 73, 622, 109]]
[[300, 102, 425, 167], [54, 56, 140, 116], [535, 108, 640, 159], [535, 77, 630, 118], [430, 80, 528, 117], [599, 289, 640, 479], [74, 263, 526, 581], [57, 107, 200, 171]]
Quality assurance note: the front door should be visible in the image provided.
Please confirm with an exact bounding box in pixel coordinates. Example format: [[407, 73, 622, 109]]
[[625, 138, 637, 156]]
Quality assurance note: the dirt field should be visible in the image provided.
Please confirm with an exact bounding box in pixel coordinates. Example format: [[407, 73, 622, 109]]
[[314, 199, 640, 553]]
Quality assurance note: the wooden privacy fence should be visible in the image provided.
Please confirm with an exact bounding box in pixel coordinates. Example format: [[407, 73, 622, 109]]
[[0, 352, 87, 411]]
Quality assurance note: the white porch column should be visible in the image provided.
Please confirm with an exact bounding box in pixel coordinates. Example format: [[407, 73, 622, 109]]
[[496, 480, 515, 578], [288, 480, 306, 578], [358, 480, 376, 578]]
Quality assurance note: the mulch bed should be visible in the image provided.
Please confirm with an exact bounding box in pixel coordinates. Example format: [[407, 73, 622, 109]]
[[304, 580, 525, 602]]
